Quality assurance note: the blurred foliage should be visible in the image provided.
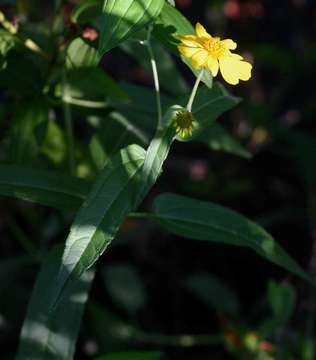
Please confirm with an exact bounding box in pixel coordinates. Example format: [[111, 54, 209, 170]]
[[0, 0, 316, 359]]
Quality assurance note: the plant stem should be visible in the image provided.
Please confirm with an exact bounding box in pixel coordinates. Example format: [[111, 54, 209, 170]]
[[129, 212, 156, 220], [62, 74, 75, 175], [186, 69, 204, 112], [145, 27, 162, 127]]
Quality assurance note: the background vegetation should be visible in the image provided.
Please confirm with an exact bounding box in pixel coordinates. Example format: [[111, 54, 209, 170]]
[[0, 0, 316, 359]]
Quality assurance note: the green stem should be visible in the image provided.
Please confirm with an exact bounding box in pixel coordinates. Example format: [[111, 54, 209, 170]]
[[186, 69, 204, 112], [62, 73, 75, 175], [145, 27, 162, 127], [129, 212, 156, 220]]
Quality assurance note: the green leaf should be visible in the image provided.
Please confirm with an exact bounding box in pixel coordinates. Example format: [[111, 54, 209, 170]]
[[41, 120, 67, 166], [0, 165, 89, 210], [185, 273, 240, 316], [63, 67, 128, 102], [51, 144, 146, 310], [71, 0, 102, 24], [103, 264, 146, 314], [176, 83, 241, 143], [16, 246, 95, 360], [112, 82, 175, 138], [120, 39, 189, 96], [9, 99, 49, 164], [197, 123, 251, 159], [66, 37, 100, 68], [136, 106, 179, 203], [153, 2, 194, 51], [267, 281, 296, 325], [99, 0, 165, 55], [192, 83, 241, 126], [0, 29, 16, 70], [90, 112, 149, 170], [96, 352, 161, 360], [152, 193, 311, 283], [153, 3, 213, 88]]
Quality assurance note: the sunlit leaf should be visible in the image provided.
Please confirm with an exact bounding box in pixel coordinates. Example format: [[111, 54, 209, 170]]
[[16, 246, 95, 360], [51, 144, 146, 311], [153, 3, 213, 88], [99, 0, 165, 55]]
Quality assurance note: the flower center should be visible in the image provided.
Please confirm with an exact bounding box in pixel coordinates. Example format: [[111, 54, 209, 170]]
[[173, 111, 195, 137], [204, 37, 226, 57]]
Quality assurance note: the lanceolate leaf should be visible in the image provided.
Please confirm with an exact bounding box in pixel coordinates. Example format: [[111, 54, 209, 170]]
[[0, 165, 89, 210], [51, 144, 146, 310], [136, 106, 179, 203], [99, 0, 165, 55], [152, 193, 311, 283], [16, 246, 95, 360]]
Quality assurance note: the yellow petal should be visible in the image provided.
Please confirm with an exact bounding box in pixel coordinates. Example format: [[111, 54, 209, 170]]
[[236, 60, 252, 81], [207, 57, 219, 76], [222, 39, 237, 50], [219, 54, 252, 85], [191, 49, 209, 69], [180, 38, 202, 49], [195, 22, 212, 39], [178, 45, 200, 59]]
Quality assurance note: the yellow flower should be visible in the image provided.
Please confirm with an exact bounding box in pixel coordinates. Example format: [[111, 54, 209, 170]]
[[178, 23, 252, 85]]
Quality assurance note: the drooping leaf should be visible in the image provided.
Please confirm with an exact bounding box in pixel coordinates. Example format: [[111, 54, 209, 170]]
[[152, 193, 311, 283], [0, 165, 89, 210], [51, 144, 146, 311], [99, 0, 165, 55], [96, 352, 161, 360], [103, 264, 147, 314], [16, 246, 95, 360]]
